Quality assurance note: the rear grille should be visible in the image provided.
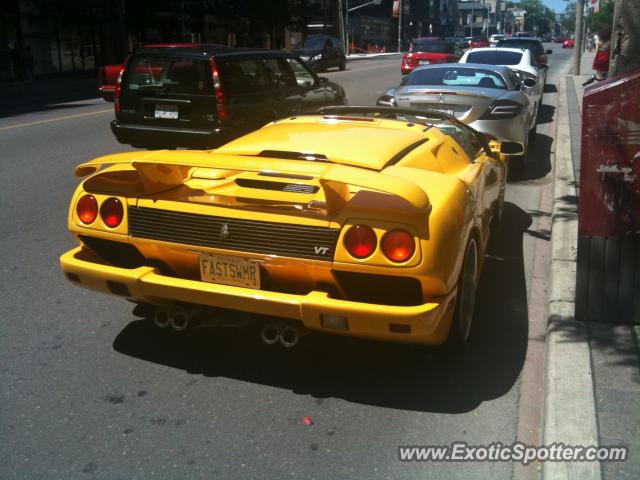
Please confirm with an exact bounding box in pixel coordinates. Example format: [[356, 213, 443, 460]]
[[128, 206, 339, 261]]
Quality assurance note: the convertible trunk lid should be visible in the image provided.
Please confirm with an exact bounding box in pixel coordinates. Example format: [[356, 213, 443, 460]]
[[394, 86, 500, 123]]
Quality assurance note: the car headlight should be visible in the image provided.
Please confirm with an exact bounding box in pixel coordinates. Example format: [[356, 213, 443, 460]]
[[311, 54, 322, 61]]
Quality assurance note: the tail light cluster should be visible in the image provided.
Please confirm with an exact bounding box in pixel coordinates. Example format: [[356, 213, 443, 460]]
[[479, 99, 523, 120], [210, 58, 229, 122], [114, 67, 125, 114], [76, 194, 124, 228], [343, 225, 415, 263]]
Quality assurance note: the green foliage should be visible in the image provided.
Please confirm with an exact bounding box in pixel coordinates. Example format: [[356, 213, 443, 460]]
[[509, 0, 556, 34], [587, 1, 614, 34]]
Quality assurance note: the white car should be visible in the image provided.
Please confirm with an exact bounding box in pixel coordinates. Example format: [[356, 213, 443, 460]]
[[459, 47, 544, 126], [489, 34, 506, 46]]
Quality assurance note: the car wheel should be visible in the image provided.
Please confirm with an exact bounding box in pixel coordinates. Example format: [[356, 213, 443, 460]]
[[339, 57, 346, 71], [493, 187, 505, 224], [445, 237, 479, 349]]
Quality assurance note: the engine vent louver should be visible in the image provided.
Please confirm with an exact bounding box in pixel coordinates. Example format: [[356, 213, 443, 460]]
[[234, 178, 319, 194]]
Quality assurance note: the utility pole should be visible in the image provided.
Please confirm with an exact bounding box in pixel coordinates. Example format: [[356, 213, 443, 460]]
[[571, 0, 584, 74], [397, 0, 403, 52], [610, 0, 640, 76]]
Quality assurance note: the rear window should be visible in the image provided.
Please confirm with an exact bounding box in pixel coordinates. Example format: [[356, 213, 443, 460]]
[[413, 41, 454, 53], [498, 40, 543, 56], [124, 56, 213, 94], [403, 67, 507, 89], [217, 58, 298, 94], [467, 50, 523, 65]]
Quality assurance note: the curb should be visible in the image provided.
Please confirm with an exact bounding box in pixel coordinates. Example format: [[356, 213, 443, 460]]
[[346, 52, 404, 61], [541, 76, 601, 480]]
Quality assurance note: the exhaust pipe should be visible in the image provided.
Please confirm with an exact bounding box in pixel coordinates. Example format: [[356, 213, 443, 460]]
[[153, 308, 171, 329], [279, 325, 309, 349], [260, 323, 281, 345], [169, 310, 190, 332]]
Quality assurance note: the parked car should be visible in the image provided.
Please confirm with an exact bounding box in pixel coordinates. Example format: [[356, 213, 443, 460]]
[[562, 38, 575, 48], [98, 63, 125, 101], [552, 35, 567, 43], [110, 45, 347, 149], [459, 46, 546, 113], [292, 35, 346, 72], [61, 105, 516, 348], [377, 64, 537, 157], [468, 36, 490, 49], [401, 38, 463, 75], [496, 37, 552, 67], [444, 36, 465, 48], [489, 34, 506, 46]]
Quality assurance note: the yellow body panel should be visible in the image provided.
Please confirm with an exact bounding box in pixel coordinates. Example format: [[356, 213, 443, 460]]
[[61, 114, 506, 345]]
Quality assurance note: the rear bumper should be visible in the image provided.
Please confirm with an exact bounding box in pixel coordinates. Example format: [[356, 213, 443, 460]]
[[60, 246, 456, 345], [468, 117, 529, 146], [110, 120, 234, 148]]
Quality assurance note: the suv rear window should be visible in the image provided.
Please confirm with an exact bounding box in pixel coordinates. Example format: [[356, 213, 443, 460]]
[[467, 50, 523, 65], [497, 39, 543, 56], [125, 56, 213, 94], [403, 67, 506, 89]]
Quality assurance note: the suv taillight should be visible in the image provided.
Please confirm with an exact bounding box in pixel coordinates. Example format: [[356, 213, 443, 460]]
[[210, 57, 229, 122], [114, 67, 125, 114]]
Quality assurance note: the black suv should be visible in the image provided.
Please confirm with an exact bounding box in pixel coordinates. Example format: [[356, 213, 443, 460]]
[[111, 45, 347, 149], [292, 35, 347, 72]]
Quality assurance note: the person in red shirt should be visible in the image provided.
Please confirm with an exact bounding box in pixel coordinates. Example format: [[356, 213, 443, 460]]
[[592, 28, 611, 80]]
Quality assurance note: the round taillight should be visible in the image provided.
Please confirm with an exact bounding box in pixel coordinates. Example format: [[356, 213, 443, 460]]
[[344, 225, 377, 259], [382, 230, 415, 263], [76, 194, 98, 224], [100, 197, 124, 228]]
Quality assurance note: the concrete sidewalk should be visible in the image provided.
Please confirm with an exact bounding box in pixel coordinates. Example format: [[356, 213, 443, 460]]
[[543, 51, 640, 480]]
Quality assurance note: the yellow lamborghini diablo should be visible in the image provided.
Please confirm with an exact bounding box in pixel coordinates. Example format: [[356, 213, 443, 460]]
[[60, 106, 513, 347]]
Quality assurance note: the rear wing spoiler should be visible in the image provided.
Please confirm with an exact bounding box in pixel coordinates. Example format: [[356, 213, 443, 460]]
[[75, 151, 430, 213]]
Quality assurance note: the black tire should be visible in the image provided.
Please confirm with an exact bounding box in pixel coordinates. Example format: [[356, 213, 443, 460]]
[[339, 57, 346, 71], [444, 237, 479, 351]]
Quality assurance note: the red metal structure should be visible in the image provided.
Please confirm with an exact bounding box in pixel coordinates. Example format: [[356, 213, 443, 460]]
[[577, 69, 640, 323]]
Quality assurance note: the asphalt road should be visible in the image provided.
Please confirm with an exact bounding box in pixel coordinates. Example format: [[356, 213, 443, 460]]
[[0, 46, 573, 480]]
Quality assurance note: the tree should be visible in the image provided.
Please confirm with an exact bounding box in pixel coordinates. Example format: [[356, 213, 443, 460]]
[[586, 1, 614, 34]]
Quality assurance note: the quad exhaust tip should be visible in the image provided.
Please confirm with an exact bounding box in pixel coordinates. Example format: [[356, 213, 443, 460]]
[[260, 323, 309, 348]]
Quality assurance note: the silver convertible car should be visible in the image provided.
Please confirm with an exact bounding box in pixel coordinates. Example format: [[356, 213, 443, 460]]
[[377, 64, 537, 155]]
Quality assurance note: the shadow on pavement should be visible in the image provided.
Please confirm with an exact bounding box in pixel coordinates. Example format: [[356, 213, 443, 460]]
[[509, 133, 553, 183], [113, 203, 531, 414], [0, 73, 100, 118], [544, 84, 558, 94], [537, 104, 555, 124]]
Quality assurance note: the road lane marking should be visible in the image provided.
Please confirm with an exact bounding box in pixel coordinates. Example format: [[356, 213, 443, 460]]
[[0, 108, 113, 132]]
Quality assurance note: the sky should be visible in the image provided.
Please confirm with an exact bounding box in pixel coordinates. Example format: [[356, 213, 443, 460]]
[[542, 0, 569, 13]]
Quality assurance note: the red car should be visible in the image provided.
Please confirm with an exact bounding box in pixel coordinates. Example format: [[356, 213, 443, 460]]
[[563, 38, 575, 48], [401, 38, 463, 75], [98, 63, 125, 101], [468, 36, 490, 49]]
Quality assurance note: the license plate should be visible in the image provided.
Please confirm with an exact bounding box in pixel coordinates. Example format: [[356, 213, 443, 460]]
[[154, 104, 179, 119], [416, 103, 455, 116], [199, 254, 260, 289], [419, 60, 430, 65]]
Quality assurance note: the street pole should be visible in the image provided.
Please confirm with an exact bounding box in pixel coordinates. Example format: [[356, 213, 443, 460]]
[[471, 3, 474, 36], [610, 0, 640, 77], [346, 0, 349, 53], [571, 0, 584, 74], [397, 0, 402, 52]]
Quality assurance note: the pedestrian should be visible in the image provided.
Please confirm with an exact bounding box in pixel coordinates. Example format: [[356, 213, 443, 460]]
[[592, 28, 611, 80]]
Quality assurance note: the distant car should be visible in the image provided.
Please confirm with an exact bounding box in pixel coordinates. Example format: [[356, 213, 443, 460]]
[[459, 47, 543, 124], [377, 64, 537, 155], [293, 35, 346, 72], [98, 63, 126, 101], [553, 35, 567, 43], [563, 38, 575, 48], [444, 36, 465, 48], [489, 34, 506, 46], [401, 38, 463, 75], [468, 36, 490, 49], [497, 37, 552, 67], [110, 45, 347, 149]]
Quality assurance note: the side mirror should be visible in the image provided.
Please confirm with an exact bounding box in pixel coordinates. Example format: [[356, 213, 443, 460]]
[[523, 78, 537, 88], [500, 141, 525, 155], [546, 49, 552, 54]]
